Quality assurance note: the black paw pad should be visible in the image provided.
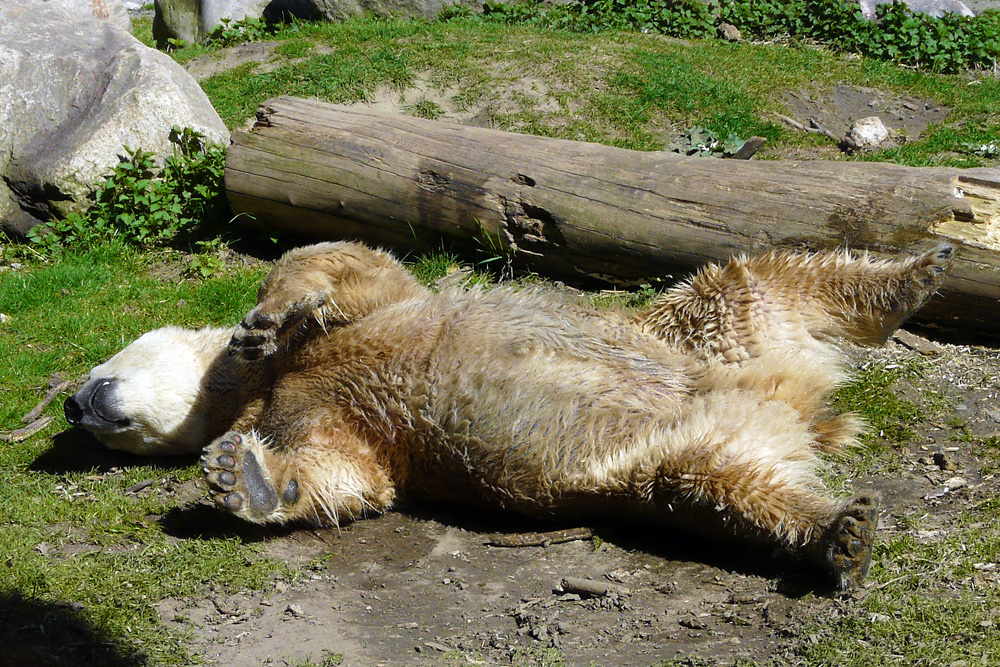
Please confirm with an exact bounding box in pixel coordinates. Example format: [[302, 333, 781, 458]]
[[217, 454, 236, 468], [241, 450, 279, 517], [223, 493, 244, 511]]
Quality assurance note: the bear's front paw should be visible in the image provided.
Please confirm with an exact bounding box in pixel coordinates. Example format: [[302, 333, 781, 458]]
[[201, 432, 299, 523], [229, 293, 326, 361], [823, 493, 879, 591]]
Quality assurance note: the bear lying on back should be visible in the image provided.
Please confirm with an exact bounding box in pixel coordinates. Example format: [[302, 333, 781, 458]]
[[65, 241, 955, 589]]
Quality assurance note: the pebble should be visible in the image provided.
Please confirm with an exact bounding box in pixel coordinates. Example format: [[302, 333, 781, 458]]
[[944, 476, 969, 491], [933, 451, 958, 471]]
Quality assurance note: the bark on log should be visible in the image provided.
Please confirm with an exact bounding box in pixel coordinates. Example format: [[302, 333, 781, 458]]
[[226, 96, 1000, 337]]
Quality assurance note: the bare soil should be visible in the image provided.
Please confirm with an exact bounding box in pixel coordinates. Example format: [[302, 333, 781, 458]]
[[129, 331, 997, 667]]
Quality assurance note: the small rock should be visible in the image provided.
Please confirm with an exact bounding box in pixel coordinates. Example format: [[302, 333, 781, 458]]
[[944, 476, 968, 491], [847, 116, 889, 149], [719, 22, 742, 42], [933, 451, 958, 471], [285, 603, 305, 618], [0, 313, 10, 324]]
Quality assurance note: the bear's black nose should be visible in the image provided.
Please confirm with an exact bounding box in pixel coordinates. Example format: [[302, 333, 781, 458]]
[[64, 394, 83, 425]]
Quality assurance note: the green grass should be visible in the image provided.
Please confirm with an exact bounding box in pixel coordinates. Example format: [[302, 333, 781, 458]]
[[832, 360, 927, 467], [795, 499, 1000, 667], [161, 15, 998, 167], [0, 243, 274, 665]]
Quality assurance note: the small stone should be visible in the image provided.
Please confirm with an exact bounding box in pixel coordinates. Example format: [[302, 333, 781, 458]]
[[719, 22, 742, 42], [0, 313, 10, 324], [680, 617, 707, 629], [933, 451, 958, 471], [285, 603, 305, 618], [847, 116, 889, 149], [944, 476, 968, 491]]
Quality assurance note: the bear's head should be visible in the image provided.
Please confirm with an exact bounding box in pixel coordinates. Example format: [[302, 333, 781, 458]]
[[64, 326, 234, 455]]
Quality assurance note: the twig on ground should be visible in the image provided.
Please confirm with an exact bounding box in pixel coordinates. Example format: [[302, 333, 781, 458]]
[[0, 416, 54, 442], [126, 480, 155, 494], [557, 576, 629, 598], [487, 526, 593, 548], [22, 378, 75, 423]]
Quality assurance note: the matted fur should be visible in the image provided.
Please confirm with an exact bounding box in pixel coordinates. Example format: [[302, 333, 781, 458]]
[[67, 241, 954, 588]]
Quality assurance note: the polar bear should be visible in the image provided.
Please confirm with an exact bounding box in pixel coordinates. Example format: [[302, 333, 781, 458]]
[[64, 241, 955, 589]]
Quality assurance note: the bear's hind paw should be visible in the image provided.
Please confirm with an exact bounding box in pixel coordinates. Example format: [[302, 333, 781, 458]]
[[822, 493, 880, 591], [202, 432, 299, 523], [911, 243, 954, 290]]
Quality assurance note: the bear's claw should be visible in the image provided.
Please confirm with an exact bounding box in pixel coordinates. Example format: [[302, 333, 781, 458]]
[[202, 431, 296, 522], [910, 243, 953, 291], [229, 294, 327, 361], [823, 494, 880, 590]]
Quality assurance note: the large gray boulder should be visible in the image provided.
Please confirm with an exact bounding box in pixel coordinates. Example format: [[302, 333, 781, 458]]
[[47, 0, 134, 33], [0, 0, 228, 237], [153, 0, 479, 47], [153, 0, 319, 47]]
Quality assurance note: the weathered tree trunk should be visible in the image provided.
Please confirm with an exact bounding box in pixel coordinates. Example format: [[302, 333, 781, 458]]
[[226, 96, 1000, 336]]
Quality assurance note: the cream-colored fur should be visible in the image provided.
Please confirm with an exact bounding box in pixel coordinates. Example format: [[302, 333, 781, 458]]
[[67, 241, 954, 588]]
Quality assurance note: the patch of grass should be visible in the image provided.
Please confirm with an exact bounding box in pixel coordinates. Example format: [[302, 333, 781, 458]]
[[0, 243, 273, 665], [404, 97, 445, 119], [832, 360, 926, 469], [289, 651, 344, 667], [511, 647, 565, 667], [274, 37, 315, 59], [132, 15, 155, 48], [189, 15, 1000, 164], [795, 498, 1000, 667]]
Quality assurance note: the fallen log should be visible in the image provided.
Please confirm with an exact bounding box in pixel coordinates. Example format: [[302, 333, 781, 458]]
[[226, 96, 1000, 336]]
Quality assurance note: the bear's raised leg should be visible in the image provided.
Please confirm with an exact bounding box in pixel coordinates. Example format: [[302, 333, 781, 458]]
[[229, 242, 427, 360], [576, 392, 879, 589], [201, 429, 396, 526], [635, 243, 954, 361]]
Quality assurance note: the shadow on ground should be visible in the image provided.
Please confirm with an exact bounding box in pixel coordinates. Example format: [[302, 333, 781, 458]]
[[0, 593, 144, 667]]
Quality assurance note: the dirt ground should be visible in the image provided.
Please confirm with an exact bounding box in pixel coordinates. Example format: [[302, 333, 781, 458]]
[[71, 328, 983, 667]]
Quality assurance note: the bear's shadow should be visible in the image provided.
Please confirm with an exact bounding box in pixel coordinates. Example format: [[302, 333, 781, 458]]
[[161, 494, 829, 596], [38, 430, 830, 595], [402, 499, 827, 596], [32, 428, 194, 474]]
